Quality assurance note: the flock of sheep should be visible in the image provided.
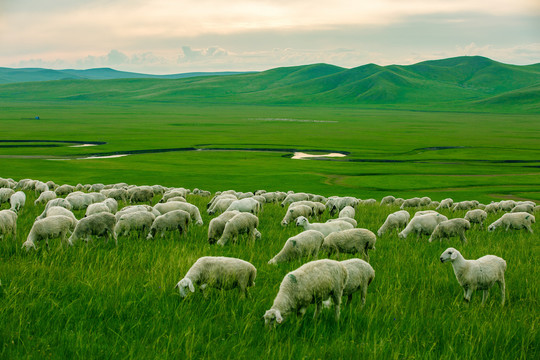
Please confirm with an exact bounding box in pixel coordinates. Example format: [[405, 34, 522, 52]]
[[0, 177, 537, 326]]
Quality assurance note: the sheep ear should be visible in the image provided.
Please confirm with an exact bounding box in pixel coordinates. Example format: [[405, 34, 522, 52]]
[[187, 279, 195, 293], [450, 252, 458, 260]]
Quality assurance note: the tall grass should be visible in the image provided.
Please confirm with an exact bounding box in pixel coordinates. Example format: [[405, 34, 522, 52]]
[[0, 192, 537, 359]]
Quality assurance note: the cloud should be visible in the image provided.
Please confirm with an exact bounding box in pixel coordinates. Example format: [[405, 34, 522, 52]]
[[177, 46, 230, 62]]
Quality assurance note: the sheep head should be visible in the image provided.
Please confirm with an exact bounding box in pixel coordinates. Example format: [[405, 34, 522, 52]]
[[175, 278, 195, 298], [263, 309, 283, 326], [440, 247, 460, 263]]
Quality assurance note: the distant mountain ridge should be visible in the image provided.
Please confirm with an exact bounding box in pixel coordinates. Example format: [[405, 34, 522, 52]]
[[1, 56, 539, 112]]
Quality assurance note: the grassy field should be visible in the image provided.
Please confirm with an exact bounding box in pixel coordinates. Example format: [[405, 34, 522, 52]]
[[0, 192, 537, 359]]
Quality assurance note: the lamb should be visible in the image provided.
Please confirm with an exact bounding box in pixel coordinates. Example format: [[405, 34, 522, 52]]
[[263, 259, 349, 325], [23, 215, 76, 250], [377, 210, 410, 236], [323, 259, 375, 308], [68, 212, 117, 246], [280, 205, 313, 227], [436, 198, 454, 211], [465, 209, 488, 227], [398, 213, 448, 239], [9, 191, 26, 213], [488, 212, 535, 233], [147, 209, 191, 239], [0, 210, 17, 240], [0, 188, 15, 205], [154, 201, 203, 226], [225, 198, 261, 215], [440, 247, 506, 305], [281, 193, 310, 207], [175, 256, 256, 298], [34, 190, 56, 205], [339, 206, 355, 219], [322, 228, 377, 261], [207, 210, 241, 244], [216, 212, 261, 246], [114, 211, 156, 238], [428, 218, 471, 243], [295, 216, 354, 237], [380, 195, 396, 206], [268, 230, 325, 264]]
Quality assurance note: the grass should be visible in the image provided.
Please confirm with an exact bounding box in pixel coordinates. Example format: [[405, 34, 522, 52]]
[[0, 192, 538, 359]]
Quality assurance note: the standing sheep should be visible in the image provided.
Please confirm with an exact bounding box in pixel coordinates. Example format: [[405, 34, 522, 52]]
[[268, 230, 325, 264], [23, 215, 76, 250], [322, 229, 377, 261], [263, 259, 349, 325], [428, 218, 471, 243], [339, 206, 355, 219], [323, 258, 375, 307], [147, 210, 191, 239], [34, 190, 57, 206], [487, 212, 535, 233], [154, 201, 203, 226], [225, 198, 261, 215], [377, 210, 410, 236], [175, 256, 256, 298], [281, 193, 310, 207], [295, 216, 353, 237], [436, 198, 454, 211], [9, 191, 26, 213], [216, 212, 261, 246], [0, 210, 17, 240], [400, 197, 422, 209], [380, 195, 396, 206], [398, 213, 448, 239], [281, 205, 313, 227], [465, 209, 488, 227], [440, 247, 506, 305], [114, 211, 156, 238], [207, 210, 240, 244], [68, 212, 117, 246], [0, 188, 15, 206]]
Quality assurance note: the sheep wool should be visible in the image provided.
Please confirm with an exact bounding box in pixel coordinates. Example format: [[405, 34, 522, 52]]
[[322, 228, 377, 261], [488, 212, 535, 233], [428, 218, 471, 243], [295, 216, 354, 237], [0, 210, 17, 240], [377, 210, 410, 236], [268, 230, 325, 264], [207, 210, 240, 244], [216, 212, 260, 246], [147, 209, 191, 239], [68, 212, 117, 246]]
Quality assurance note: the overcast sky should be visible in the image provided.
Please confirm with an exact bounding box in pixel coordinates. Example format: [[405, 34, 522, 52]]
[[1, 0, 539, 73]]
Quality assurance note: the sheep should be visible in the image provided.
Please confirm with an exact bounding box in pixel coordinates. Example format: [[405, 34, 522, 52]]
[[225, 198, 261, 215], [326, 217, 358, 227], [268, 230, 325, 264], [499, 200, 517, 212], [261, 191, 286, 204], [216, 212, 261, 246], [175, 256, 256, 298], [34, 181, 48, 196], [0, 210, 17, 240], [101, 188, 128, 202], [326, 196, 359, 215], [68, 212, 117, 246], [436, 198, 454, 211], [34, 190, 57, 205], [377, 210, 410, 236], [511, 203, 534, 214], [440, 247, 506, 305], [452, 201, 479, 212], [115, 205, 159, 221], [165, 196, 186, 203], [88, 192, 106, 203], [39, 206, 78, 224], [428, 218, 471, 243], [207, 210, 240, 244], [85, 198, 117, 217], [114, 211, 156, 238], [263, 259, 349, 325], [488, 212, 535, 233], [154, 201, 203, 226], [37, 198, 73, 220], [23, 215, 76, 250], [0, 188, 15, 205], [295, 216, 354, 237], [400, 197, 421, 209], [339, 206, 355, 219], [322, 228, 377, 261], [380, 195, 396, 206], [394, 198, 405, 206], [160, 189, 189, 203], [65, 193, 94, 210], [281, 193, 310, 207], [323, 258, 375, 308], [207, 193, 237, 210], [128, 186, 154, 204], [289, 201, 326, 218], [147, 210, 191, 239], [419, 196, 432, 206], [465, 209, 488, 227], [55, 184, 75, 196], [484, 202, 500, 213], [281, 205, 313, 227], [237, 191, 255, 199], [90, 183, 105, 192], [398, 213, 448, 239], [9, 191, 26, 213]]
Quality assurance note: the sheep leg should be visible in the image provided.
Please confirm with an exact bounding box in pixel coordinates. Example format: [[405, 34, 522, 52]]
[[460, 233, 467, 243], [347, 294, 354, 305], [525, 224, 533, 234], [481, 290, 489, 306], [313, 302, 322, 319], [297, 307, 307, 317], [499, 279, 506, 306], [463, 288, 473, 305], [361, 285, 368, 306]]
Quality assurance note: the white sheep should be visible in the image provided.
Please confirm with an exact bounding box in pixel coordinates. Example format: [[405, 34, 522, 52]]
[[34, 190, 57, 206], [323, 258, 375, 307], [377, 210, 410, 236], [160, 189, 189, 203], [436, 198, 454, 211], [55, 184, 75, 196], [339, 206, 355, 219], [147, 209, 191, 239], [165, 196, 186, 203], [154, 201, 203, 226], [263, 259, 349, 325], [68, 212, 117, 245], [428, 218, 471, 243], [39, 206, 78, 224], [101, 188, 128, 202], [322, 228, 377, 261], [268, 230, 325, 264], [326, 196, 359, 215], [0, 188, 15, 205], [281, 205, 313, 227], [400, 197, 421, 209], [488, 212, 535, 233], [207, 193, 237, 210], [465, 209, 488, 227], [289, 201, 326, 218], [23, 215, 76, 250], [0, 209, 17, 240], [114, 211, 156, 238], [398, 213, 448, 239], [281, 193, 310, 207], [225, 198, 261, 215], [9, 191, 26, 213], [484, 202, 500, 213], [440, 247, 506, 305], [115, 205, 159, 221], [380, 195, 396, 206], [85, 202, 111, 217], [511, 203, 534, 214], [216, 212, 261, 246], [296, 216, 353, 237], [207, 210, 241, 244], [175, 256, 256, 298], [326, 217, 358, 227], [419, 196, 432, 206], [34, 181, 49, 196], [128, 186, 154, 204], [452, 201, 479, 211], [498, 200, 516, 212], [65, 193, 94, 210]]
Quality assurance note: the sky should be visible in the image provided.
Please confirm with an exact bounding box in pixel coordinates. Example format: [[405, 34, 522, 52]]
[[1, 0, 539, 74]]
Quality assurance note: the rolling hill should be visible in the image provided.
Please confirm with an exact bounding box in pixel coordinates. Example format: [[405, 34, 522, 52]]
[[0, 56, 538, 112]]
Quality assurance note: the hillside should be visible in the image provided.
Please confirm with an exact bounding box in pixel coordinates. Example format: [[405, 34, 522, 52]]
[[0, 56, 538, 112]]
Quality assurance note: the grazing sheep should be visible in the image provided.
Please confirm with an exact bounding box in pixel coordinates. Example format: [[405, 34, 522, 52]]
[[85, 203, 111, 217], [268, 230, 325, 264], [281, 193, 310, 207], [436, 198, 454, 211], [9, 191, 26, 213], [289, 201, 326, 218], [68, 212, 117, 245], [452, 201, 479, 212], [34, 181, 48, 196], [114, 211, 156, 238], [440, 247, 506, 305], [207, 210, 241, 244], [261, 191, 287, 204], [175, 256, 256, 298], [339, 206, 355, 219], [488, 212, 535, 233], [296, 216, 354, 237], [419, 196, 432, 206], [160, 189, 189, 203], [323, 258, 375, 307], [263, 259, 349, 325], [115, 205, 159, 221], [398, 213, 448, 239], [322, 228, 377, 261], [216, 212, 261, 246], [326, 196, 359, 215], [207, 193, 237, 210], [380, 195, 396, 206], [65, 193, 94, 210], [225, 198, 261, 215], [326, 217, 358, 227], [0, 210, 17, 240], [377, 210, 410, 236], [37, 198, 73, 219], [39, 206, 78, 225], [465, 209, 488, 227], [484, 202, 500, 213], [165, 196, 186, 203], [101, 188, 128, 202], [0, 188, 15, 206], [55, 184, 75, 196], [147, 209, 191, 239], [429, 218, 471, 243], [498, 200, 517, 212], [511, 203, 534, 214], [154, 201, 203, 226], [400, 197, 422, 209], [23, 215, 76, 250], [281, 205, 313, 227], [34, 190, 56, 205], [128, 186, 154, 204]]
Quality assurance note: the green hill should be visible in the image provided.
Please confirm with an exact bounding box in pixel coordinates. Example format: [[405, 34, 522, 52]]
[[0, 56, 538, 112]]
